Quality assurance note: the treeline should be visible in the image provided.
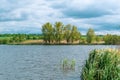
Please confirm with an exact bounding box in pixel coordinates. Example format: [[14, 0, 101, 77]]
[[0, 22, 120, 45], [42, 22, 120, 45], [0, 34, 43, 44], [42, 22, 81, 44], [41, 22, 102, 44], [104, 34, 120, 45]]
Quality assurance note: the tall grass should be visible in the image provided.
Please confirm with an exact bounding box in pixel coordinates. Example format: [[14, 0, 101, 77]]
[[81, 49, 120, 80], [62, 58, 76, 70]]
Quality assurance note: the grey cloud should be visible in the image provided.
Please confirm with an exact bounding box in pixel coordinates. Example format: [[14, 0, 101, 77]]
[[0, 0, 120, 34], [62, 8, 112, 18], [0, 26, 41, 34], [0, 12, 28, 22]]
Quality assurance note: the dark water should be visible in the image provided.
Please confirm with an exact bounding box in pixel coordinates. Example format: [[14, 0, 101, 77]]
[[0, 45, 118, 80]]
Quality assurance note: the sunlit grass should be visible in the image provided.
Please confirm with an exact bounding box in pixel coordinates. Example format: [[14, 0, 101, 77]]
[[81, 49, 120, 80]]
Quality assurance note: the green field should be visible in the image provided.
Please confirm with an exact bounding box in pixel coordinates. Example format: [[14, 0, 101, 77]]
[[0, 37, 12, 40]]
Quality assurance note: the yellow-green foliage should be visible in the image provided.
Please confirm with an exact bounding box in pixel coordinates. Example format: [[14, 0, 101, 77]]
[[81, 49, 120, 80], [62, 58, 76, 70]]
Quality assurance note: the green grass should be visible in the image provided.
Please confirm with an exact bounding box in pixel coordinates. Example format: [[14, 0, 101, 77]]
[[0, 37, 12, 40], [81, 49, 120, 80], [81, 36, 87, 39], [81, 35, 103, 39]]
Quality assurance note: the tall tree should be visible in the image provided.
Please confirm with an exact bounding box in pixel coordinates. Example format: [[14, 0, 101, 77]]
[[64, 24, 72, 43], [42, 22, 54, 43], [54, 22, 64, 44], [86, 28, 96, 43], [71, 26, 81, 43]]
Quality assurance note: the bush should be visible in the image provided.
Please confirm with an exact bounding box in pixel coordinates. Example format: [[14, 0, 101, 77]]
[[104, 34, 120, 45], [81, 49, 120, 80]]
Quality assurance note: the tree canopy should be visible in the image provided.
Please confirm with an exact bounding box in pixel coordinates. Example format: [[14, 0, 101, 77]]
[[42, 22, 81, 44], [86, 28, 96, 43]]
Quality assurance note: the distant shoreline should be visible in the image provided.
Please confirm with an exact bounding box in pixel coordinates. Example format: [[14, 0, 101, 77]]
[[0, 34, 120, 45], [7, 39, 105, 45]]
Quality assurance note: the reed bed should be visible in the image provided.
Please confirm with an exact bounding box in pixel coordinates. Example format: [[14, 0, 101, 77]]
[[81, 49, 120, 80], [62, 58, 76, 70]]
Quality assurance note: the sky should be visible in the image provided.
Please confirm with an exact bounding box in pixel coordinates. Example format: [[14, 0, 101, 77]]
[[0, 0, 120, 35]]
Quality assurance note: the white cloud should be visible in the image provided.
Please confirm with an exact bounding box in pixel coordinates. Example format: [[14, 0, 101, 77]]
[[0, 0, 120, 34]]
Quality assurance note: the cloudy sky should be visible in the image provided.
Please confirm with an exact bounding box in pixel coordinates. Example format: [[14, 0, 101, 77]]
[[0, 0, 120, 35]]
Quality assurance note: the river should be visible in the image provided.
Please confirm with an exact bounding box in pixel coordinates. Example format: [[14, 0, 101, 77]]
[[0, 45, 118, 80]]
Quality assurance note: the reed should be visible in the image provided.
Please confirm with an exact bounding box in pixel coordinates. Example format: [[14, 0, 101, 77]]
[[62, 58, 76, 70], [81, 49, 120, 80]]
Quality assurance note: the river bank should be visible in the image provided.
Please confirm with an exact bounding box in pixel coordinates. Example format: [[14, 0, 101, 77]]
[[8, 40, 106, 45]]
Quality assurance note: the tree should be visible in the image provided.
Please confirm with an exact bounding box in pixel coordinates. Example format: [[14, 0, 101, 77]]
[[95, 35, 101, 42], [42, 22, 54, 43], [104, 34, 120, 45], [64, 24, 72, 43], [71, 26, 81, 43], [54, 22, 64, 44], [86, 28, 96, 43]]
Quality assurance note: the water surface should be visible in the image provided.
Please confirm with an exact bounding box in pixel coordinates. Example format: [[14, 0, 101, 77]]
[[0, 45, 118, 80]]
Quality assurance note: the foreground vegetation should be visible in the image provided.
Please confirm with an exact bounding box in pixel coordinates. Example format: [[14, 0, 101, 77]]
[[81, 49, 120, 80]]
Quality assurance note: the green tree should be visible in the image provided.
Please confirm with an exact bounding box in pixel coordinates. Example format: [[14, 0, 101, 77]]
[[86, 28, 96, 43], [64, 24, 72, 43], [95, 35, 101, 42], [54, 22, 64, 44], [42, 22, 54, 43], [104, 34, 120, 45], [71, 26, 81, 43]]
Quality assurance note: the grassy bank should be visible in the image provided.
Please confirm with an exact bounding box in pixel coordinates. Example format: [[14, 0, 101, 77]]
[[10, 40, 105, 45], [81, 49, 120, 80]]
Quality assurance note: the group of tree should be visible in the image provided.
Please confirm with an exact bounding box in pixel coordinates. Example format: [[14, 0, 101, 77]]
[[42, 22, 81, 44], [84, 28, 103, 44], [104, 34, 120, 45], [42, 22, 120, 45], [86, 29, 120, 44]]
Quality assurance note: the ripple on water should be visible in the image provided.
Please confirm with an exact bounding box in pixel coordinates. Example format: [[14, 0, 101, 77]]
[[0, 45, 118, 80]]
